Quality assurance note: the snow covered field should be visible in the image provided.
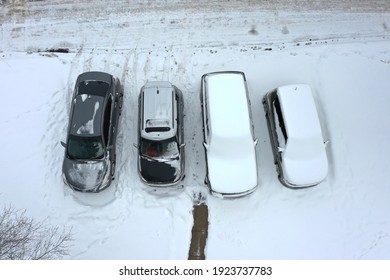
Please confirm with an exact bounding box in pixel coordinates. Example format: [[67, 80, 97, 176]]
[[1, 0, 390, 260]]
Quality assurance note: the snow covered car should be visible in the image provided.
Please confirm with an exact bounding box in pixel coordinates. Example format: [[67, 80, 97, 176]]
[[262, 84, 328, 188], [200, 71, 258, 198], [61, 71, 123, 192], [135, 81, 185, 186]]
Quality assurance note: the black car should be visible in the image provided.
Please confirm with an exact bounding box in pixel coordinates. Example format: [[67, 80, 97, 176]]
[[135, 81, 185, 186], [61, 71, 123, 192]]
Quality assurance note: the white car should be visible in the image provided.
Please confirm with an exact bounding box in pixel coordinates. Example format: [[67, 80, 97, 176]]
[[262, 84, 328, 188], [200, 71, 258, 198]]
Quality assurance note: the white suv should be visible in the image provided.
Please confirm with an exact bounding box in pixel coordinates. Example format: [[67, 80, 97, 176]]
[[200, 71, 258, 198], [262, 84, 328, 188]]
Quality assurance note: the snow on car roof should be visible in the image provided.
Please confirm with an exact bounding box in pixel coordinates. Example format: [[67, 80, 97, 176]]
[[277, 84, 323, 140], [205, 72, 252, 140], [70, 94, 104, 137], [141, 82, 176, 140]]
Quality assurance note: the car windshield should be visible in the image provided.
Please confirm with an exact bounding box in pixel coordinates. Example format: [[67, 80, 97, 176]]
[[141, 137, 179, 160], [67, 135, 104, 160]]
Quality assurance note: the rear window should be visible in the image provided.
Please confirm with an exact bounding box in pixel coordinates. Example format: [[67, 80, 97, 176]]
[[78, 81, 110, 97]]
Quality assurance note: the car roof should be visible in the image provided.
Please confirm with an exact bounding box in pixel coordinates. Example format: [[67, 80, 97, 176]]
[[277, 84, 323, 140], [141, 81, 177, 140], [204, 72, 252, 140], [69, 94, 104, 137]]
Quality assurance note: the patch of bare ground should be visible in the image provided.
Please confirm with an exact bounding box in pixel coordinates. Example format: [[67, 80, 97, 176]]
[[188, 201, 208, 260]]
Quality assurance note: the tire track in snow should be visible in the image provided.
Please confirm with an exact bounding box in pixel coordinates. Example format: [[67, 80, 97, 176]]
[[2, 1, 390, 52]]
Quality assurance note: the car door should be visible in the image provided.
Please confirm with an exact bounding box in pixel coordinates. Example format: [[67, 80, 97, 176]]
[[113, 78, 123, 120], [177, 90, 184, 145], [103, 94, 114, 148], [201, 81, 210, 147], [176, 89, 185, 166]]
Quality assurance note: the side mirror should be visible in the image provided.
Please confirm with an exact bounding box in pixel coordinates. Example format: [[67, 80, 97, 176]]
[[254, 138, 258, 146], [203, 142, 208, 150], [180, 143, 185, 149], [277, 147, 285, 152], [133, 143, 139, 149], [60, 141, 66, 148]]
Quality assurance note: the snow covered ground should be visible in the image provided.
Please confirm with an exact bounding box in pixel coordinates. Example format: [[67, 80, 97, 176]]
[[1, 0, 390, 259]]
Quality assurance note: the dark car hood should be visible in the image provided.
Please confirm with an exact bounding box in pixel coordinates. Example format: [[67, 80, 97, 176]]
[[140, 156, 181, 184], [63, 157, 109, 191]]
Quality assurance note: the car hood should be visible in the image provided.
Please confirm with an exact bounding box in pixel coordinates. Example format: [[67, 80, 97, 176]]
[[63, 157, 109, 191], [139, 155, 182, 185], [282, 152, 328, 186], [207, 151, 258, 196]]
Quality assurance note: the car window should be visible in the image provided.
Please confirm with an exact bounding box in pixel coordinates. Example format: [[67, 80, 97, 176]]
[[78, 81, 110, 97], [273, 97, 288, 146], [67, 135, 104, 160], [103, 96, 112, 145], [175, 97, 181, 141], [141, 137, 179, 159]]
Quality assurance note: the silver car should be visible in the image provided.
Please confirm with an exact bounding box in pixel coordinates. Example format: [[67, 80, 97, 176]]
[[135, 81, 185, 186]]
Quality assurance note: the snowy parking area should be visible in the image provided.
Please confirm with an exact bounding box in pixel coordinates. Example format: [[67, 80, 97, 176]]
[[1, 0, 390, 259]]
